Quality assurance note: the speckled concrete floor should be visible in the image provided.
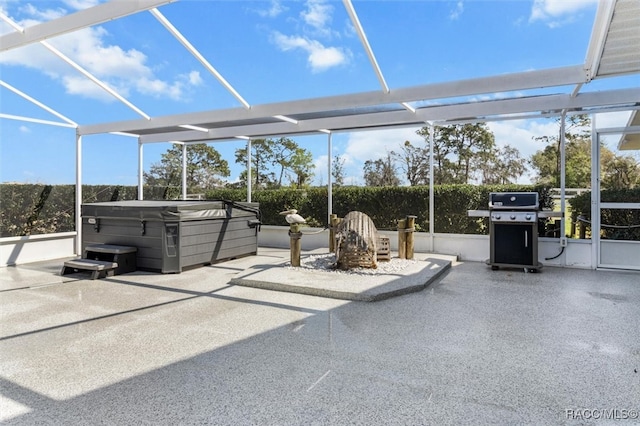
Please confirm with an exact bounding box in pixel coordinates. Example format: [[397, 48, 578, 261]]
[[1, 251, 639, 425]]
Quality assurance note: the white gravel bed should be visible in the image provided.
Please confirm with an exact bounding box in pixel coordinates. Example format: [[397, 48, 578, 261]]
[[286, 253, 418, 275]]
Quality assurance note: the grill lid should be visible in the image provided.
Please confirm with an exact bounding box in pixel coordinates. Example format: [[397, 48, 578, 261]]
[[489, 192, 539, 210]]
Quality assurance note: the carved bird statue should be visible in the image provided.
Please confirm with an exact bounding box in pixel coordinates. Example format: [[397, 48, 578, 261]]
[[279, 209, 306, 224]]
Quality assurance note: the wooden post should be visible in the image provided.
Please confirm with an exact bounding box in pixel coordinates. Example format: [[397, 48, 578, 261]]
[[289, 223, 302, 266], [406, 215, 416, 260], [329, 214, 338, 253], [397, 218, 406, 259]]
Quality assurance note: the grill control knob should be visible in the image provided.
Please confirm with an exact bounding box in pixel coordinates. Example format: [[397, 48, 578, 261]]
[[510, 214, 516, 220], [494, 214, 501, 220], [525, 214, 532, 221]]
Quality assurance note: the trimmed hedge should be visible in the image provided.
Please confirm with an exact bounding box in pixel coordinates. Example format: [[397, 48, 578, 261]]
[[208, 184, 552, 234], [0, 184, 177, 237], [1, 183, 552, 237]]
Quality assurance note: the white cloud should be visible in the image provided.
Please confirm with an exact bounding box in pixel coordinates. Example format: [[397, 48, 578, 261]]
[[301, 0, 333, 36], [20, 3, 66, 21], [66, 29, 152, 79], [449, 1, 464, 21], [137, 77, 184, 101], [63, 0, 101, 10], [529, 0, 598, 27], [0, 6, 202, 102], [468, 91, 525, 103], [186, 71, 203, 86], [594, 111, 633, 128], [268, 0, 350, 72], [19, 125, 30, 133], [63, 74, 121, 100], [345, 127, 424, 164], [272, 32, 349, 72], [255, 0, 287, 18], [487, 119, 560, 161], [312, 154, 329, 185], [308, 44, 348, 71], [314, 154, 329, 170]]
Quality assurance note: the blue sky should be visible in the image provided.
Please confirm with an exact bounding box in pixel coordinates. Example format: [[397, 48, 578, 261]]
[[1, 0, 637, 186]]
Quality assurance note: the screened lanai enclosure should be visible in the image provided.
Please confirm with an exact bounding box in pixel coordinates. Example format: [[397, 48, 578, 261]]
[[1, 0, 639, 270]]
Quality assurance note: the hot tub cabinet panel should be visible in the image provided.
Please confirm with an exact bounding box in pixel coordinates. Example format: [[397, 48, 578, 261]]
[[81, 200, 260, 273]]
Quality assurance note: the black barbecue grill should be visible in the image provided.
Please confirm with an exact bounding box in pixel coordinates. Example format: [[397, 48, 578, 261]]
[[488, 192, 542, 272]]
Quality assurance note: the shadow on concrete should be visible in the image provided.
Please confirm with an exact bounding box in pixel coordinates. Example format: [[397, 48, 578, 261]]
[[1, 253, 639, 424]]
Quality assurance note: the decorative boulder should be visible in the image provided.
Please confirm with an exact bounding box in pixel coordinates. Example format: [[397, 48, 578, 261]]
[[335, 211, 378, 270]]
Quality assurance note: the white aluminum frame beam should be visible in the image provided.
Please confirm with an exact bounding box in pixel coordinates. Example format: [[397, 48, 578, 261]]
[[136, 87, 640, 143], [246, 139, 252, 202], [327, 132, 333, 225], [149, 8, 251, 109], [75, 132, 82, 256], [0, 80, 77, 126], [343, 0, 389, 93], [559, 111, 567, 251], [181, 143, 187, 200], [138, 109, 419, 143], [0, 0, 175, 52], [79, 65, 588, 136], [596, 125, 640, 135], [138, 140, 144, 200], [0, 113, 77, 128], [583, 0, 617, 80]]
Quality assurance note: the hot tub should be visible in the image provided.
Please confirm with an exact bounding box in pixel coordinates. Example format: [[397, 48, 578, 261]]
[[81, 200, 260, 273]]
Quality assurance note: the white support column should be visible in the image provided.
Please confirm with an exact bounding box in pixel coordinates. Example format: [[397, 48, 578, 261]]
[[75, 131, 82, 256], [247, 139, 252, 202], [428, 123, 435, 251], [182, 143, 187, 200], [138, 140, 144, 200], [590, 115, 599, 269], [327, 132, 333, 226], [560, 111, 567, 258]]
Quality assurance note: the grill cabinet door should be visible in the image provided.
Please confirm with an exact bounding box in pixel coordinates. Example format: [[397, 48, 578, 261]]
[[492, 223, 534, 266]]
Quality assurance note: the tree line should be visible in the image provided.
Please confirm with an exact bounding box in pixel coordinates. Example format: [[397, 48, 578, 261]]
[[144, 116, 639, 191]]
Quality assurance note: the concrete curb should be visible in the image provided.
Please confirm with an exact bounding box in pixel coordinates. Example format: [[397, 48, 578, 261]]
[[230, 257, 452, 302]]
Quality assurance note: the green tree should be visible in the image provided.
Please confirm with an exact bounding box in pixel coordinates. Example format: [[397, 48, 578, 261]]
[[234, 139, 276, 189], [392, 140, 429, 186], [602, 154, 640, 189], [363, 153, 401, 186], [234, 137, 315, 189], [331, 155, 346, 186], [417, 123, 496, 185], [286, 145, 315, 187], [476, 144, 527, 184], [533, 136, 639, 189], [271, 137, 315, 187], [272, 137, 299, 186], [144, 144, 230, 191], [530, 115, 591, 187]]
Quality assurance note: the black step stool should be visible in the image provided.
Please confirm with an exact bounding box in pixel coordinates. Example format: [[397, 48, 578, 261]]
[[61, 244, 137, 279]]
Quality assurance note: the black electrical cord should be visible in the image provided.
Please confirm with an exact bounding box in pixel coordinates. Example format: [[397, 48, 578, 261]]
[[545, 246, 565, 260]]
